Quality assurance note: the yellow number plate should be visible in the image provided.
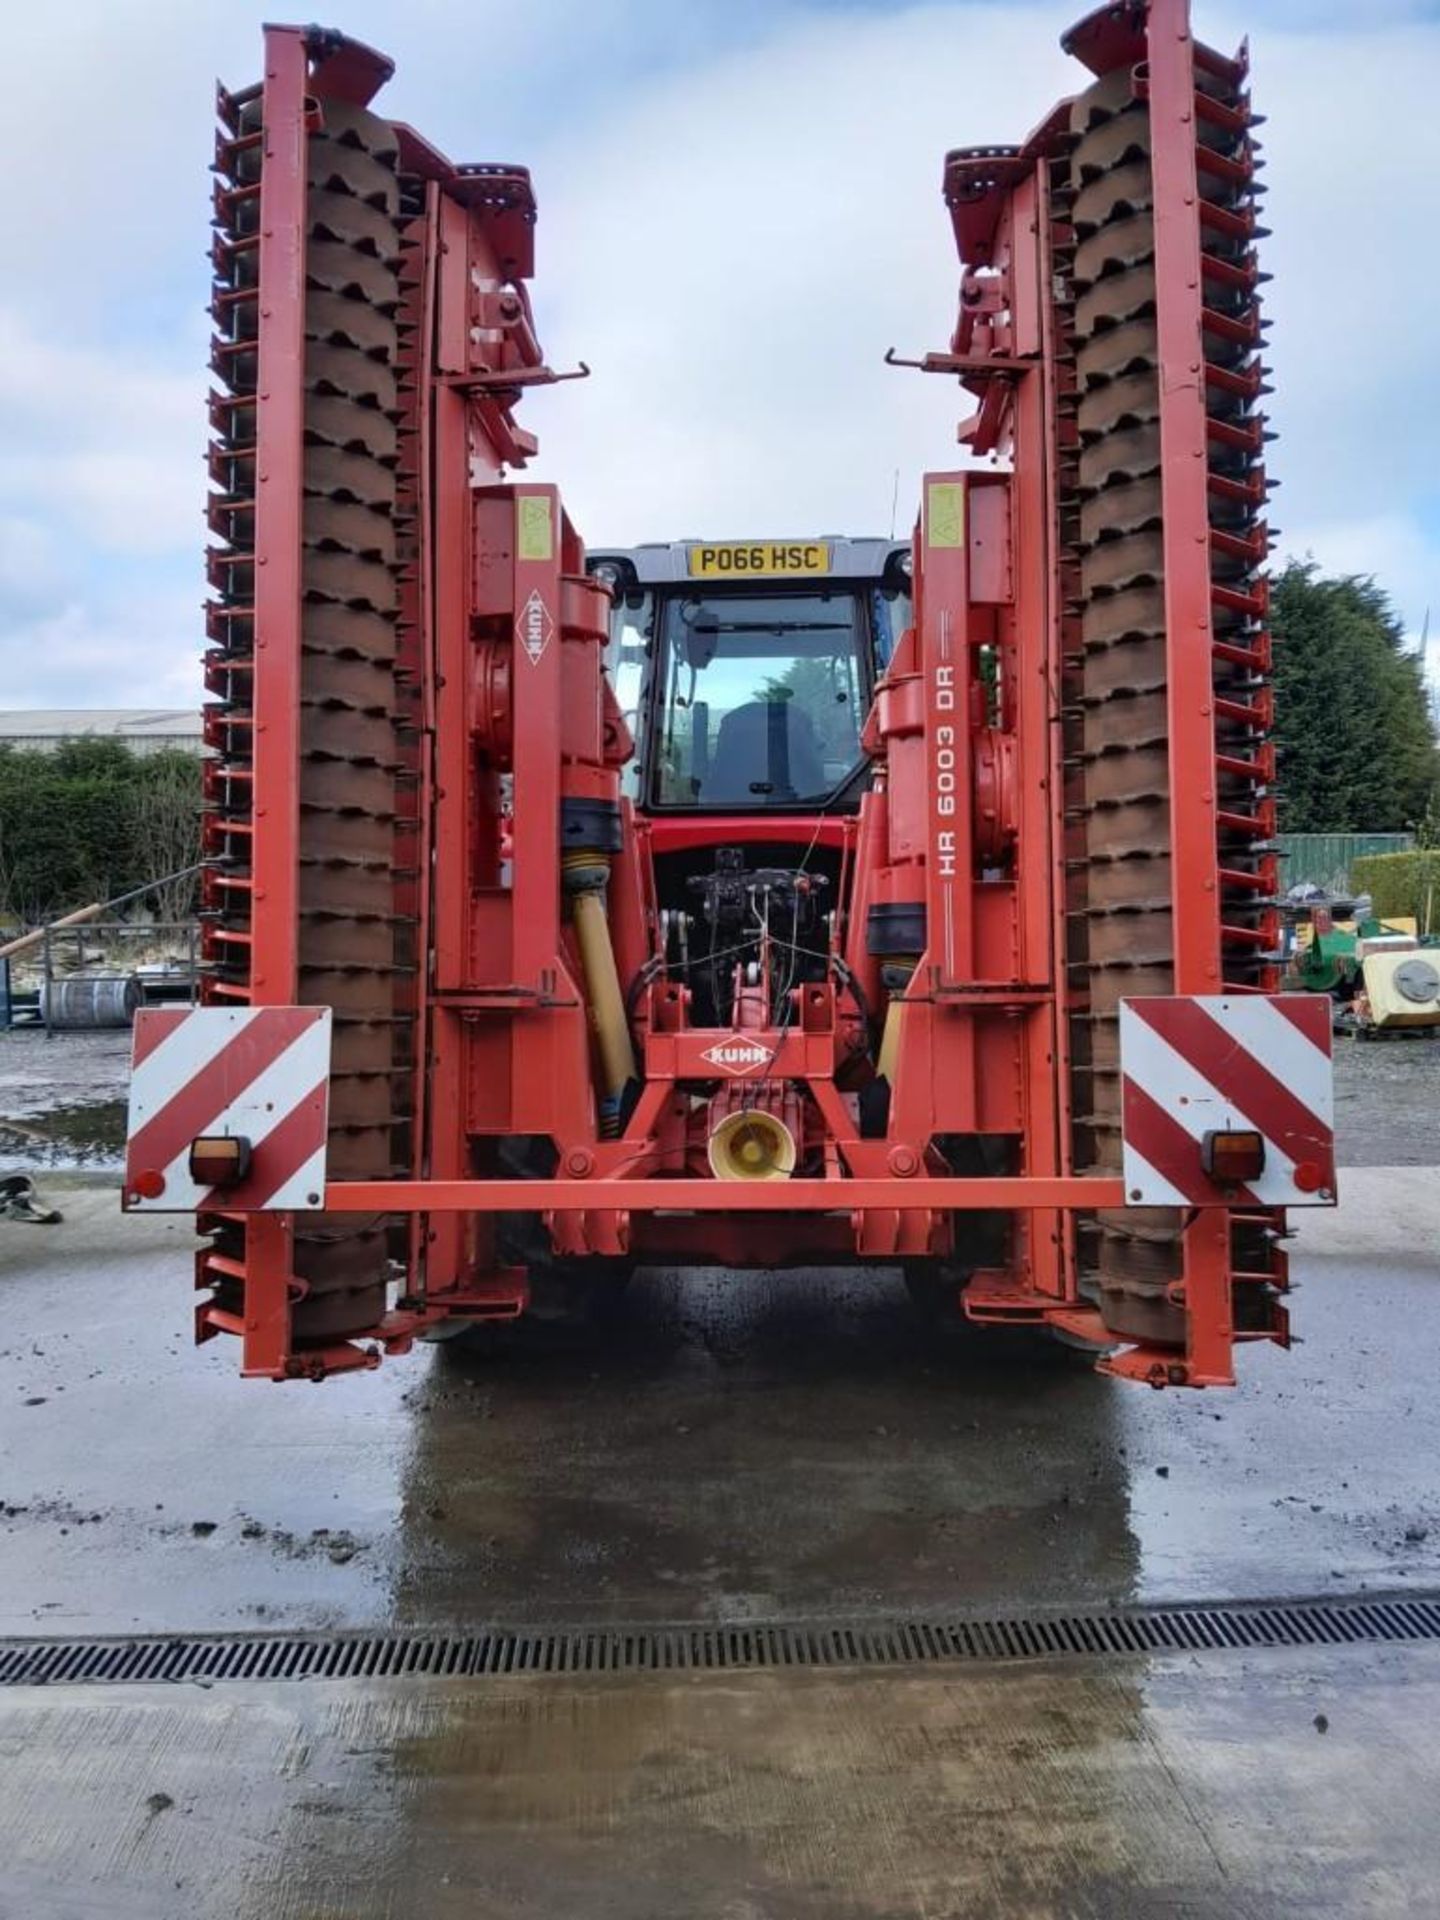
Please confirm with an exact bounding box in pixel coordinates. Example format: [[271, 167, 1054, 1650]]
[[686, 542, 830, 578]]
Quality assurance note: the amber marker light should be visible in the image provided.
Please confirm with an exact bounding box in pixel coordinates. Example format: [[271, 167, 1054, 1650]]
[[1200, 1129, 1265, 1185], [188, 1136, 253, 1186]]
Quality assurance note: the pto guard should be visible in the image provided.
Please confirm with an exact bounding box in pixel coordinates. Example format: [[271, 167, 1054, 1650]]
[[1119, 995, 1336, 1209], [124, 1008, 331, 1213]]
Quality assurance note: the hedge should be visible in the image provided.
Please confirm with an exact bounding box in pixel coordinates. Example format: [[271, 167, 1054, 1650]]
[[1350, 851, 1440, 928], [0, 740, 203, 926]]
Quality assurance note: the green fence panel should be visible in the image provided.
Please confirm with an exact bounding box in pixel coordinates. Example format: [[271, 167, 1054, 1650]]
[[1277, 833, 1414, 894]]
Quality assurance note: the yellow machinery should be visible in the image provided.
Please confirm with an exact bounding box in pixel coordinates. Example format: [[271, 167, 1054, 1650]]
[[1358, 951, 1440, 1033]]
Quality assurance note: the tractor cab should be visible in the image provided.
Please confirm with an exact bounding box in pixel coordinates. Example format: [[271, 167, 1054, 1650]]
[[588, 539, 912, 816], [586, 539, 912, 1029]]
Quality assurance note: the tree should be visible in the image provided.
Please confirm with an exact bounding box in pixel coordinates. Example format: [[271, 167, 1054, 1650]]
[[1271, 563, 1439, 834]]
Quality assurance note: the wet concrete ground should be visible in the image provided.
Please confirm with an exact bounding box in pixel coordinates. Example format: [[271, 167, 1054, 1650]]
[[6, 1642, 1440, 1918], [1331, 1028, 1440, 1164], [0, 1028, 129, 1171], [2, 1175, 1440, 1637], [3, 1029, 1440, 1913]]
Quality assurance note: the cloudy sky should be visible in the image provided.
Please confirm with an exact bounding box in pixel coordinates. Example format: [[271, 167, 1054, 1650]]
[[2, 0, 1436, 709]]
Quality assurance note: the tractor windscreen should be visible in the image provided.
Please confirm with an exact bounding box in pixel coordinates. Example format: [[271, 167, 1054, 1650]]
[[650, 589, 866, 808]]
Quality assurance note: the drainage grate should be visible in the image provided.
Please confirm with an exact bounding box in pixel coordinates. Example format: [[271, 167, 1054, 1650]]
[[3, 1592, 1439, 1690]]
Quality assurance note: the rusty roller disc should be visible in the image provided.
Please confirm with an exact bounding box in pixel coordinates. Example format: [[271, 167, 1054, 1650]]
[[302, 745, 404, 787], [1072, 0, 1278, 1302], [320, 104, 398, 162], [308, 144, 399, 209], [1082, 688, 1170, 749], [302, 548, 399, 614], [302, 392, 398, 461], [1077, 744, 1169, 808], [1078, 478, 1163, 548], [299, 915, 395, 967], [298, 651, 397, 713], [303, 496, 395, 556], [1081, 586, 1166, 651], [1067, 810, 1169, 861], [1072, 159, 1152, 236], [299, 759, 396, 811], [1072, 320, 1159, 387], [1077, 421, 1159, 490], [297, 969, 401, 1019], [299, 860, 395, 908], [1077, 608, 1154, 661], [1073, 112, 1150, 182], [1086, 874, 1174, 923], [307, 188, 404, 260], [1064, 70, 1185, 1343], [1078, 369, 1160, 438], [318, 1022, 398, 1074], [1086, 860, 1175, 914], [325, 1074, 400, 1129], [324, 1137, 401, 1184], [290, 98, 406, 1343], [302, 448, 398, 516], [301, 599, 396, 654], [300, 705, 401, 763], [1073, 213, 1156, 290], [1080, 527, 1164, 594], [297, 821, 395, 871], [305, 289, 398, 358], [305, 242, 402, 310], [1077, 677, 1170, 730], [1086, 927, 1176, 973], [306, 345, 399, 412], [1078, 645, 1166, 697], [1076, 262, 1156, 339], [1070, 67, 1139, 131]]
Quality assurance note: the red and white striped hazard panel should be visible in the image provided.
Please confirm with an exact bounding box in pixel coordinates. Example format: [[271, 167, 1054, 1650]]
[[1120, 994, 1336, 1208], [124, 1007, 331, 1213]]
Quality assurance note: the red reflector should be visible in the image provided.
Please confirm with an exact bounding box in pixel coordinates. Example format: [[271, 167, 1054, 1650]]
[[1201, 1128, 1265, 1184], [188, 1135, 253, 1186], [133, 1168, 167, 1201]]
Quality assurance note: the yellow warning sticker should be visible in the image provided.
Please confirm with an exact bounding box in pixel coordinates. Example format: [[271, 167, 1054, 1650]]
[[927, 482, 965, 550], [517, 495, 554, 562]]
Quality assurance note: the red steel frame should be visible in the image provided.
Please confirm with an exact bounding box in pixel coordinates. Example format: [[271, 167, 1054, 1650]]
[[206, 26, 313, 1379], [203, 5, 1282, 1386], [1145, 0, 1234, 1384]]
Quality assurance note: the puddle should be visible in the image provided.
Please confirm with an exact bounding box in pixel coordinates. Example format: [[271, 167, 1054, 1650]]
[[0, 1100, 127, 1170]]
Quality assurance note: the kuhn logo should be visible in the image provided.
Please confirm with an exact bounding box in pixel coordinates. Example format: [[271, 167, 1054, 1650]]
[[700, 1037, 774, 1076], [517, 589, 554, 665]]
